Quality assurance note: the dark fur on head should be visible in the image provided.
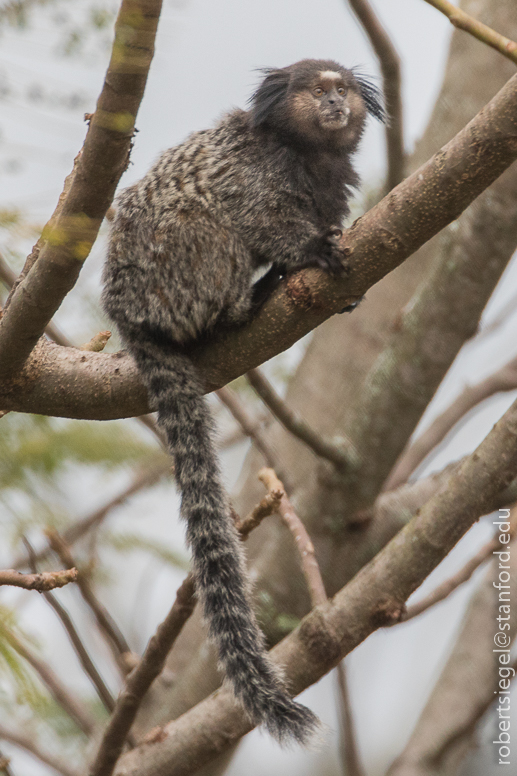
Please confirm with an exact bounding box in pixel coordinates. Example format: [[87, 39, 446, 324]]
[[251, 58, 384, 148]]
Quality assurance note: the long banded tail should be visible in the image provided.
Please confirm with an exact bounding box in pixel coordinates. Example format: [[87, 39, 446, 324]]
[[131, 338, 318, 743]]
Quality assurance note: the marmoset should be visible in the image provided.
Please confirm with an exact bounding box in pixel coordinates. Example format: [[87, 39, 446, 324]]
[[102, 59, 384, 743]]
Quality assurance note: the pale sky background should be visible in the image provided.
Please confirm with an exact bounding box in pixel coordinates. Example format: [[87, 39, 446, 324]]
[[0, 1, 516, 775]]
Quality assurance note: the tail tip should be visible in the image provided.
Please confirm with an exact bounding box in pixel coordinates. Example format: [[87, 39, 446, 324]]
[[261, 697, 320, 746]]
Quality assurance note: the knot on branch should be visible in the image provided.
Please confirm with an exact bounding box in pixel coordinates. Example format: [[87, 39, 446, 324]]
[[298, 608, 341, 665], [141, 725, 168, 746], [370, 597, 406, 627], [286, 272, 323, 312]]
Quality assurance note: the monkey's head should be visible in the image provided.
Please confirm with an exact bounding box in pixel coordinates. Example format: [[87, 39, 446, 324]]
[[250, 59, 384, 149]]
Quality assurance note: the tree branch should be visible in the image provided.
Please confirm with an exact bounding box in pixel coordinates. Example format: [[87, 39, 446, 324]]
[[216, 386, 287, 484], [234, 487, 283, 538], [46, 530, 132, 674], [258, 468, 327, 606], [0, 567, 77, 591], [24, 540, 116, 714], [247, 368, 356, 470], [336, 661, 366, 776], [2, 73, 517, 419], [113, 390, 517, 775], [346, 0, 405, 189], [0, 0, 163, 378], [423, 0, 517, 66], [0, 749, 13, 776], [0, 251, 73, 348]]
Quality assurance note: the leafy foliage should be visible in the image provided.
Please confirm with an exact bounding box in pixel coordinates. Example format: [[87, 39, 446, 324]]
[[0, 414, 159, 492]]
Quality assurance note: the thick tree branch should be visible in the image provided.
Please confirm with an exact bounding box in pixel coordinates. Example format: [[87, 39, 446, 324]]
[[346, 0, 405, 188], [423, 0, 517, 66], [402, 516, 515, 621], [90, 574, 197, 776], [0, 0, 163, 378], [2, 73, 517, 419], [386, 353, 517, 490], [0, 251, 73, 348]]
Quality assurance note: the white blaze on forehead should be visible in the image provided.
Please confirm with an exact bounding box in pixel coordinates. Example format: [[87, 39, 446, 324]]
[[318, 70, 342, 82]]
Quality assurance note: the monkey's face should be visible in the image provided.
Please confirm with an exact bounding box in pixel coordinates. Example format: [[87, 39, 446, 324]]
[[288, 69, 367, 148], [250, 59, 384, 147]]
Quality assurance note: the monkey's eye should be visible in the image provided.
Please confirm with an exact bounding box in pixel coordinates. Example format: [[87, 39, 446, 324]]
[[337, 86, 347, 96], [313, 87, 325, 97]]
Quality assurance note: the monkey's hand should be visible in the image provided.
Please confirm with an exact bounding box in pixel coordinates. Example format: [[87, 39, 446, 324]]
[[302, 227, 347, 276]]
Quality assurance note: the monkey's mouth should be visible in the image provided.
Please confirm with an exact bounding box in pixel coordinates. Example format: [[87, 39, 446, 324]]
[[320, 109, 349, 128]]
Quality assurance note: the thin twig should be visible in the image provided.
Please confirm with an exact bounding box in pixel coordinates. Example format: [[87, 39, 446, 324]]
[[336, 662, 366, 776], [79, 331, 112, 352], [247, 368, 356, 470], [137, 414, 168, 448], [12, 462, 171, 570], [46, 529, 133, 675], [0, 722, 79, 776], [346, 0, 404, 189], [216, 386, 288, 484], [0, 567, 77, 591], [5, 629, 96, 736], [385, 354, 517, 490], [423, 0, 517, 66], [258, 468, 326, 605], [90, 487, 278, 776], [235, 489, 284, 538], [23, 539, 115, 714]]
